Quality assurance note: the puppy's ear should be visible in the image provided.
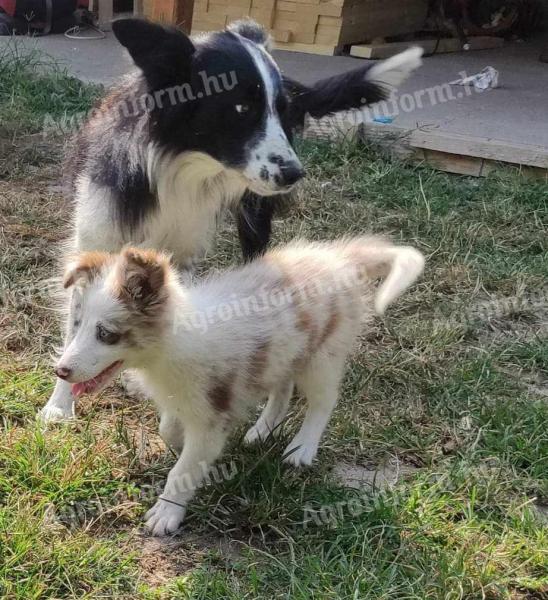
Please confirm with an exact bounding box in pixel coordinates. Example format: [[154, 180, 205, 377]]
[[112, 18, 195, 88], [63, 252, 111, 289], [227, 19, 272, 52], [116, 248, 170, 313]]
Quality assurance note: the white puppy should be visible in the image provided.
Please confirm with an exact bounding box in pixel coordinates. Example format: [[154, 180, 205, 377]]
[[55, 237, 424, 535]]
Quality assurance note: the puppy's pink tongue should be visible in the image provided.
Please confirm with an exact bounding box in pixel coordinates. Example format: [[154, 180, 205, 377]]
[[71, 378, 101, 397], [72, 381, 93, 397], [70, 361, 123, 398]]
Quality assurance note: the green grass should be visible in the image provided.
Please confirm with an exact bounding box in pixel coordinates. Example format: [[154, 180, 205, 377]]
[[0, 41, 101, 179], [0, 42, 101, 134], [1, 50, 547, 599]]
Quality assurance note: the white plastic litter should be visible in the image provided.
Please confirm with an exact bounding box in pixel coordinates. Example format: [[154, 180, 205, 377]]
[[450, 67, 499, 90]]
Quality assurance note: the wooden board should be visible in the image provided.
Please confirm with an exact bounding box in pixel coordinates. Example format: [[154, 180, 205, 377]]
[[409, 129, 548, 170], [350, 36, 505, 59], [273, 41, 341, 55], [304, 115, 548, 178], [146, 0, 194, 30]]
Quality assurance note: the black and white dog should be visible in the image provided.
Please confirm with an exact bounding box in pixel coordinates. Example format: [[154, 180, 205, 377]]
[[40, 18, 422, 422]]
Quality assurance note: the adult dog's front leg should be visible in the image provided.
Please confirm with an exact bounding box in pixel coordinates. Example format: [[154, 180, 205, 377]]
[[237, 192, 277, 261], [38, 288, 82, 423], [145, 420, 229, 536]]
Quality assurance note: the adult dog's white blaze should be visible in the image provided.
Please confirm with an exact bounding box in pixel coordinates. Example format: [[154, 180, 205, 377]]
[[239, 37, 302, 194]]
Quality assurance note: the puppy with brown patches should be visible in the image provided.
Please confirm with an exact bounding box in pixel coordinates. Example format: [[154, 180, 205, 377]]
[[55, 237, 424, 536]]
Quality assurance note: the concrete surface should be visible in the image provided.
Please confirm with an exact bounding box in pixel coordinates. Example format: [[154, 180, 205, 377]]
[[1, 31, 547, 147], [276, 36, 548, 149]]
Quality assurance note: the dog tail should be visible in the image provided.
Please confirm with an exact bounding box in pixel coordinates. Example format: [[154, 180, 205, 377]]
[[366, 46, 424, 92], [344, 237, 425, 316], [285, 46, 423, 126]]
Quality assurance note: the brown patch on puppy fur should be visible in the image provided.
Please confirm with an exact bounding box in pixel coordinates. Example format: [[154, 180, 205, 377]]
[[295, 307, 319, 354], [248, 340, 270, 386], [295, 309, 313, 334], [208, 371, 236, 412], [113, 248, 170, 317], [318, 298, 340, 347], [63, 252, 112, 288]]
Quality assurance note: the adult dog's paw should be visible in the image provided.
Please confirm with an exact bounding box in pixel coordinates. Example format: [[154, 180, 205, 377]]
[[145, 499, 186, 536], [37, 404, 74, 425]]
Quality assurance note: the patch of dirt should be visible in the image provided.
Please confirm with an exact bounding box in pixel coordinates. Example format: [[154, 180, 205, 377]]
[[135, 532, 242, 587], [499, 367, 548, 399], [474, 310, 548, 346], [333, 457, 420, 491], [137, 536, 205, 586], [0, 131, 63, 180], [532, 502, 548, 524], [0, 159, 69, 357]]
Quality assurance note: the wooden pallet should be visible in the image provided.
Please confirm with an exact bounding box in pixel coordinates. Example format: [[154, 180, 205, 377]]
[[350, 36, 505, 59], [191, 0, 428, 55], [143, 0, 194, 31], [305, 115, 548, 179]]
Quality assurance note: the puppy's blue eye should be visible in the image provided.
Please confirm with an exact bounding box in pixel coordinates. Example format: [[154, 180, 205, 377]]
[[96, 324, 121, 345], [235, 104, 250, 114]]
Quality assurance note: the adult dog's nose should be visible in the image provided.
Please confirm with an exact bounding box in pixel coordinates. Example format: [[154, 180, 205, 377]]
[[55, 366, 72, 380], [280, 161, 305, 187]]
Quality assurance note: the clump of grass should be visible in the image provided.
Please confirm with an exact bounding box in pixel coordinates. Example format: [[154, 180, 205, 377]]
[[0, 502, 140, 599], [0, 41, 101, 136], [0, 42, 101, 178]]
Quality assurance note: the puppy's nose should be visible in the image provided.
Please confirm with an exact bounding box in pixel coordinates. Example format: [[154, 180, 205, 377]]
[[55, 366, 72, 380], [280, 161, 305, 186]]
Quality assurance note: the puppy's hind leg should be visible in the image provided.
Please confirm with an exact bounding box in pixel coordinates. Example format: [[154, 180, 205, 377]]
[[284, 358, 344, 467], [244, 381, 294, 444]]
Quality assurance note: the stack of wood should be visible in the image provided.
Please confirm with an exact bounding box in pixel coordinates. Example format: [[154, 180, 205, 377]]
[[191, 0, 429, 55]]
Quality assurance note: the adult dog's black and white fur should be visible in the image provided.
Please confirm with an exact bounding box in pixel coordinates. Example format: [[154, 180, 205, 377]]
[[39, 18, 422, 422]]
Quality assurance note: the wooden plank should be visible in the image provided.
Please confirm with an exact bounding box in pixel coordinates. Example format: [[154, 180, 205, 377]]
[[271, 28, 292, 42], [421, 149, 486, 177], [273, 41, 339, 55], [410, 130, 548, 170], [351, 36, 504, 59], [304, 118, 548, 176], [178, 0, 195, 31], [304, 112, 361, 141], [416, 149, 545, 180], [148, 0, 195, 30]]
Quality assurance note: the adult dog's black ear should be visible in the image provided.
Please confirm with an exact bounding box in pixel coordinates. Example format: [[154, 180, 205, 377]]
[[227, 19, 272, 52], [112, 18, 195, 88]]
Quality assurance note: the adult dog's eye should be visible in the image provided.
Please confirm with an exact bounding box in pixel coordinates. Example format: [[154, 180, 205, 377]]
[[235, 104, 250, 114], [96, 324, 121, 345]]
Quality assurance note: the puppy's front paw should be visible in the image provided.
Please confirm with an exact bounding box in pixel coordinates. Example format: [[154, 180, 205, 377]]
[[37, 404, 74, 425], [244, 422, 271, 444], [283, 441, 317, 467], [145, 499, 186, 536]]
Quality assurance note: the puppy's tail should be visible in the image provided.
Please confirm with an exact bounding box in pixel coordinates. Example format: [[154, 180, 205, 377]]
[[344, 237, 425, 315]]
